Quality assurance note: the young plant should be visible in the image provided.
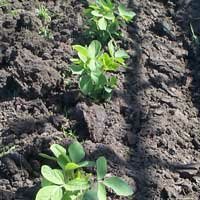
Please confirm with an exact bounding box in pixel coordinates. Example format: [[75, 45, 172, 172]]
[[84, 0, 136, 44], [36, 5, 51, 24], [70, 40, 129, 101], [36, 141, 134, 200], [39, 26, 53, 39]]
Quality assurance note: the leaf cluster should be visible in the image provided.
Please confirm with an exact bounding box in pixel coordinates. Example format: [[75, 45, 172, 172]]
[[36, 142, 134, 200], [71, 40, 129, 101], [84, 0, 136, 43]]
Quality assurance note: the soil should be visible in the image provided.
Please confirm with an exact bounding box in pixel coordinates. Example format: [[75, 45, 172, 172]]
[[0, 0, 200, 200]]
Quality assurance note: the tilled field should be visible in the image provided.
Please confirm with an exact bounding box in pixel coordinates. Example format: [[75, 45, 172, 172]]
[[0, 0, 200, 200]]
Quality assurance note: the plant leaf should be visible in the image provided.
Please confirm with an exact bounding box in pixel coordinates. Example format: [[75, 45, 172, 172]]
[[118, 4, 136, 22], [65, 162, 80, 171], [71, 65, 84, 75], [82, 190, 98, 200], [68, 141, 85, 163], [103, 176, 133, 196], [41, 178, 53, 187], [97, 156, 107, 180], [73, 45, 88, 63], [88, 40, 102, 58], [79, 75, 94, 95], [98, 17, 107, 30], [91, 10, 103, 17], [36, 185, 63, 200], [64, 178, 89, 191], [98, 183, 106, 200], [41, 165, 65, 185], [115, 49, 129, 59], [108, 40, 115, 57], [50, 144, 70, 168]]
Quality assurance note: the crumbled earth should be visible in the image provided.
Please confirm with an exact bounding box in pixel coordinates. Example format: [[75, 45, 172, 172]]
[[0, 0, 200, 200]]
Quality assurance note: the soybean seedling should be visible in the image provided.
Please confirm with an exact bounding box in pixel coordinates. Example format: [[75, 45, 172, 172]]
[[84, 0, 136, 44], [36, 141, 134, 200], [70, 40, 129, 101]]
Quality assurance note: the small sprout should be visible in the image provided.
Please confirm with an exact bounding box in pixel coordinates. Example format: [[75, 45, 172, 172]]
[[36, 141, 134, 200], [39, 26, 53, 39], [36, 5, 51, 24]]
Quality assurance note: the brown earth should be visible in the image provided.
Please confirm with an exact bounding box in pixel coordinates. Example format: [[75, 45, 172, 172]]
[[0, 0, 200, 200]]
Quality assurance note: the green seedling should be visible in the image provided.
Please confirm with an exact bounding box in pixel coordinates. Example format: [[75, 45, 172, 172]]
[[36, 5, 51, 24], [70, 40, 129, 101], [39, 26, 53, 39], [84, 0, 136, 44], [36, 141, 134, 200]]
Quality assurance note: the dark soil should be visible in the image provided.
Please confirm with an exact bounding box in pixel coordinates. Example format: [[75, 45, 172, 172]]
[[0, 0, 200, 200]]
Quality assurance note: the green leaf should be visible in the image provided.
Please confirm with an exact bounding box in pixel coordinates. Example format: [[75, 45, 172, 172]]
[[118, 4, 136, 22], [108, 40, 115, 57], [73, 45, 88, 63], [82, 190, 98, 200], [41, 178, 53, 187], [115, 49, 129, 59], [64, 178, 89, 191], [104, 12, 115, 20], [104, 86, 112, 93], [39, 153, 57, 161], [91, 10, 103, 17], [65, 162, 80, 171], [98, 17, 107, 30], [97, 74, 107, 87], [88, 40, 102, 58], [79, 75, 94, 95], [103, 176, 134, 196], [71, 65, 84, 75], [79, 160, 96, 167], [88, 59, 97, 71], [96, 156, 107, 180], [50, 144, 70, 168], [98, 183, 106, 200], [41, 165, 65, 185], [68, 141, 85, 163], [36, 185, 63, 200]]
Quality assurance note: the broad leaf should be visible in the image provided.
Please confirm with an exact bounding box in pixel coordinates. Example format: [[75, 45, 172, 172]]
[[41, 165, 65, 185], [115, 49, 129, 59], [71, 65, 84, 75], [98, 183, 106, 200], [65, 162, 80, 171], [88, 40, 102, 58], [50, 144, 70, 168], [118, 4, 136, 22], [64, 178, 89, 191], [41, 178, 53, 187], [104, 12, 115, 20], [98, 17, 107, 30], [36, 185, 63, 200], [73, 45, 88, 63], [103, 176, 134, 196], [79, 75, 94, 95], [68, 141, 85, 163], [96, 156, 107, 180], [82, 190, 98, 200], [108, 40, 115, 57], [91, 10, 103, 17]]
